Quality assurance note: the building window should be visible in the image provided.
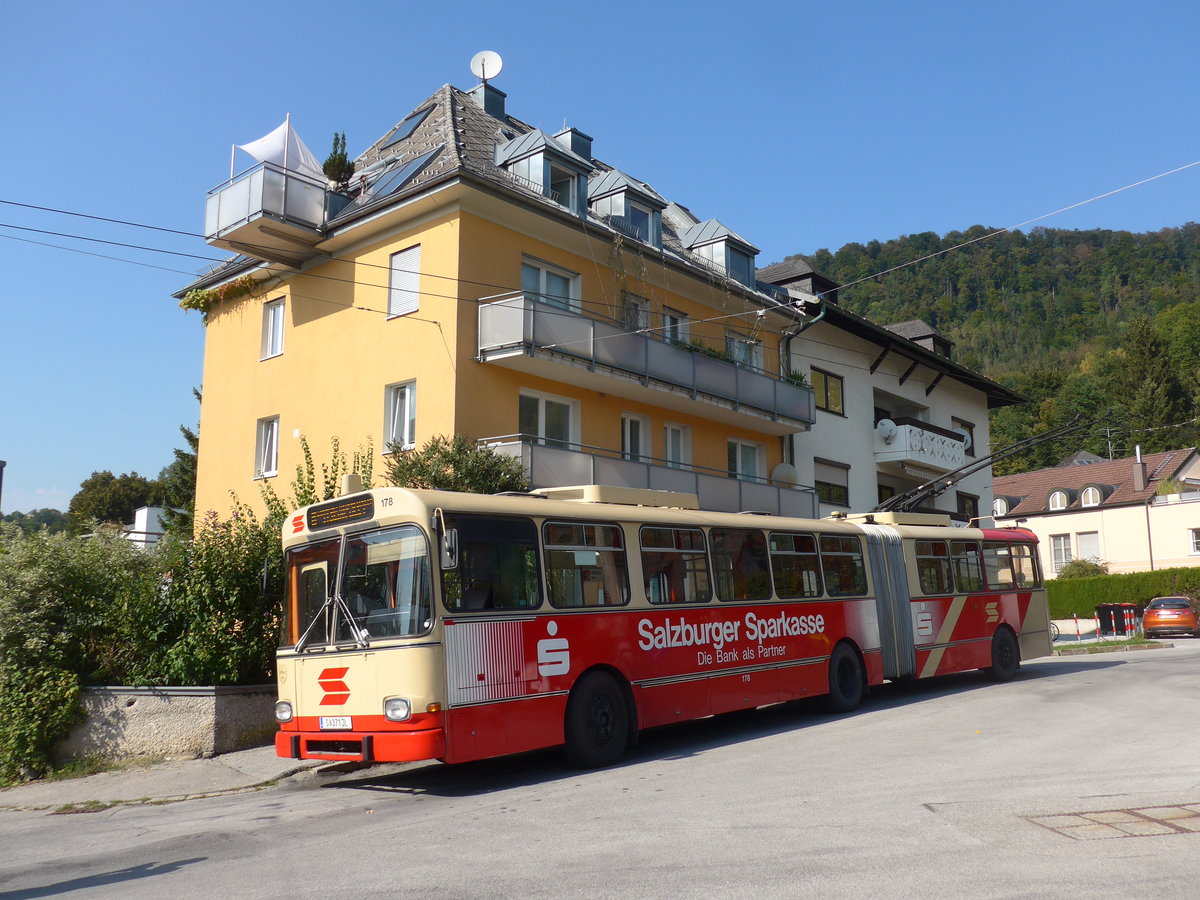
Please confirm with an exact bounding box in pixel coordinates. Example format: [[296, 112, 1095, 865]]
[[957, 492, 980, 522], [814, 459, 850, 507], [811, 368, 844, 415], [725, 332, 763, 370], [548, 163, 577, 209], [519, 390, 577, 449], [664, 423, 691, 470], [521, 258, 579, 310], [622, 413, 649, 462], [878, 483, 896, 505], [727, 439, 763, 482], [385, 382, 416, 451], [261, 298, 285, 359], [1048, 490, 1068, 511], [388, 245, 421, 317], [1081, 486, 1101, 507], [663, 307, 689, 345], [255, 416, 279, 478], [620, 293, 649, 330], [727, 247, 755, 287], [1050, 534, 1072, 573], [993, 497, 1009, 517], [1077, 531, 1100, 562], [951, 417, 975, 457], [628, 201, 654, 242], [1191, 529, 1200, 554]]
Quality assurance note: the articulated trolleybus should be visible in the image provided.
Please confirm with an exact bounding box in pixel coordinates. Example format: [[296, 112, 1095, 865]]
[[274, 484, 1051, 768]]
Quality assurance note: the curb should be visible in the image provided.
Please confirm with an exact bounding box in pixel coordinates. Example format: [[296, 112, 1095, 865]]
[[1054, 641, 1173, 657]]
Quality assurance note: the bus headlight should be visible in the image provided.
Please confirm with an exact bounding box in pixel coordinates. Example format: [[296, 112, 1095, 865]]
[[383, 698, 412, 722], [274, 701, 294, 723]]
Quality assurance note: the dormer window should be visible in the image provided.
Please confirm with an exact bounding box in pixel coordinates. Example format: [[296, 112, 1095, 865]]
[[1081, 486, 1102, 507], [588, 169, 665, 248], [548, 164, 577, 208], [496, 130, 592, 217], [993, 497, 1009, 517], [1048, 490, 1068, 511], [679, 219, 760, 288]]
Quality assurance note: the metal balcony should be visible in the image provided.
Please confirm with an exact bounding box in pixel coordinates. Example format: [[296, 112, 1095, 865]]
[[874, 417, 967, 474], [477, 293, 815, 435], [204, 162, 334, 266], [483, 437, 818, 518]]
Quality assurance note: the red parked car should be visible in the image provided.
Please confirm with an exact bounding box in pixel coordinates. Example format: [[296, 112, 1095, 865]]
[[1142, 597, 1200, 638]]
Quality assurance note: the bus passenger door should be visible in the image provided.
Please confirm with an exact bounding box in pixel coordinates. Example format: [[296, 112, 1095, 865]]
[[861, 525, 915, 679]]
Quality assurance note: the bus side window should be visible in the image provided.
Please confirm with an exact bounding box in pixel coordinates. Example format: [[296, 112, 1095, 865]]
[[982, 542, 1016, 590], [441, 514, 542, 611], [914, 540, 951, 594], [543, 522, 630, 608], [950, 541, 984, 592], [710, 528, 772, 601], [641, 526, 711, 604], [819, 534, 867, 596], [768, 532, 822, 599], [1009, 542, 1041, 587]]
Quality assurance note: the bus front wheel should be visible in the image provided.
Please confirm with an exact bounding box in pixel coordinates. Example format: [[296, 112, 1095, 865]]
[[820, 643, 865, 714], [564, 671, 630, 768]]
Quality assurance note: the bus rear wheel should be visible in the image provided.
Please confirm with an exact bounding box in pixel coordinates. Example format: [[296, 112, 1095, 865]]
[[985, 628, 1020, 682], [564, 671, 630, 768], [820, 643, 865, 714]]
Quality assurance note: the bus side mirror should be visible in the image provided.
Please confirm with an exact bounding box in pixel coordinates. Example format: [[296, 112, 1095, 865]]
[[441, 528, 458, 570]]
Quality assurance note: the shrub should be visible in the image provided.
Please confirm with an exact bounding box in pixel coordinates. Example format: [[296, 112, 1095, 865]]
[[1047, 565, 1200, 618], [384, 434, 529, 494], [1055, 558, 1109, 579]]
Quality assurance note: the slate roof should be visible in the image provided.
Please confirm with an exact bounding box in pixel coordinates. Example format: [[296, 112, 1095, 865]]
[[992, 448, 1199, 517], [885, 319, 954, 345], [756, 258, 819, 283]]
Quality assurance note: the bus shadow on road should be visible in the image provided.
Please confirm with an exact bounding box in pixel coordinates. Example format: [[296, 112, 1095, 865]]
[[309, 658, 1123, 798]]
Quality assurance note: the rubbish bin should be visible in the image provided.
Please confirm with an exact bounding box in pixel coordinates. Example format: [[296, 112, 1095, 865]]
[[1117, 603, 1137, 635], [1096, 603, 1119, 635]]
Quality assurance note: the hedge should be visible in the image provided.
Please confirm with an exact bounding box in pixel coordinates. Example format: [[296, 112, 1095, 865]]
[[1047, 566, 1200, 619]]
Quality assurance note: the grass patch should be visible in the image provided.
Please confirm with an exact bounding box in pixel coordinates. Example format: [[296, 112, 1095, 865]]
[[45, 754, 166, 783]]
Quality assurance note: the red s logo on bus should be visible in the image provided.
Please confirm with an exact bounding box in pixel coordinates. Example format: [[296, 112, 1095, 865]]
[[291, 515, 305, 534], [318, 667, 350, 705], [537, 621, 570, 677]]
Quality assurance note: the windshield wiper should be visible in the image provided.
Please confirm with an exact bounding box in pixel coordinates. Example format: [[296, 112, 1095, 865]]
[[295, 591, 370, 652]]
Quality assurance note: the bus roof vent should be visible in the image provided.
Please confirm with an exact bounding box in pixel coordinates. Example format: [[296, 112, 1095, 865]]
[[530, 485, 700, 509]]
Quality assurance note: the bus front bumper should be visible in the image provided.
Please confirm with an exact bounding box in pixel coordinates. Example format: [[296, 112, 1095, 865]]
[[276, 724, 445, 764]]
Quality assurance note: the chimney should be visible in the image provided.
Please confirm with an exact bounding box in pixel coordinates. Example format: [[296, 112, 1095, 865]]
[[553, 127, 593, 161], [1133, 445, 1147, 492], [467, 83, 506, 119]]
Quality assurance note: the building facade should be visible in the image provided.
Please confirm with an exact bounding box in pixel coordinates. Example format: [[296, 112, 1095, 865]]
[[992, 448, 1200, 576], [179, 77, 1018, 521]]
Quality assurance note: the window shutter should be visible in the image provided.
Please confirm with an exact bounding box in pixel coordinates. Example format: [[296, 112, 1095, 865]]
[[389, 245, 421, 316]]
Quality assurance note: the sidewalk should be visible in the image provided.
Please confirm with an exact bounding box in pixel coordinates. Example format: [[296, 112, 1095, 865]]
[[0, 745, 323, 812]]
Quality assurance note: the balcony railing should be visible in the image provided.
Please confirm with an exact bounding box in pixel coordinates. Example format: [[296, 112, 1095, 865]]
[[482, 436, 818, 518], [478, 293, 815, 434], [874, 416, 967, 473], [204, 162, 331, 265]]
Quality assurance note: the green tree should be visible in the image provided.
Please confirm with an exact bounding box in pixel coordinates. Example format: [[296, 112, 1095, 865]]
[[67, 471, 162, 533], [0, 508, 68, 534], [383, 434, 529, 494], [1056, 558, 1110, 579], [322, 131, 356, 192]]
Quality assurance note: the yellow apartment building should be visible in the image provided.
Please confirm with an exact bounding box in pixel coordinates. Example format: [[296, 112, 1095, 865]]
[[178, 76, 1019, 521]]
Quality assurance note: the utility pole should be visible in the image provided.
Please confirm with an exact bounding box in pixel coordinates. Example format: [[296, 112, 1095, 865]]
[[0, 460, 6, 512]]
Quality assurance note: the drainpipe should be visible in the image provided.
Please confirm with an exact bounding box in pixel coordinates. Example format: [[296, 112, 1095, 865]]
[[1145, 496, 1156, 571], [780, 295, 827, 466]]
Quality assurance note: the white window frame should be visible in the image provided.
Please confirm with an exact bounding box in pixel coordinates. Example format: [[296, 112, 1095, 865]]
[[261, 298, 285, 360], [388, 244, 421, 317], [628, 200, 654, 243], [727, 438, 764, 483], [620, 293, 649, 330], [1081, 486, 1101, 507], [1050, 534, 1072, 573], [621, 413, 650, 462], [1077, 531, 1100, 562], [255, 416, 280, 479], [547, 163, 578, 211], [1048, 490, 1068, 511], [725, 332, 763, 370], [385, 381, 417, 452], [521, 257, 580, 311], [519, 389, 579, 449], [992, 497, 1009, 517], [1190, 528, 1200, 555], [664, 423, 691, 470], [663, 307, 689, 345]]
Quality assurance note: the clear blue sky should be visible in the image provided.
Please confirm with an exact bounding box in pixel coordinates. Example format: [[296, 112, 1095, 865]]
[[2, 0, 1198, 514]]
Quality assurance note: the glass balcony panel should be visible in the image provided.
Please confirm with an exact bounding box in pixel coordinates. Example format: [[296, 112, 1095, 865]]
[[284, 176, 326, 227], [478, 295, 529, 349], [648, 466, 700, 495], [696, 472, 741, 511], [531, 300, 592, 358], [740, 480, 784, 514], [259, 167, 282, 218], [645, 338, 693, 385], [777, 380, 815, 423], [736, 369, 776, 410], [528, 443, 593, 486], [693, 354, 736, 400], [593, 456, 651, 490], [593, 320, 647, 373]]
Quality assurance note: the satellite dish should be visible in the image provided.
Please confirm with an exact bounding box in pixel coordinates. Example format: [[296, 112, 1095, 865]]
[[877, 418, 898, 444], [953, 428, 972, 453], [470, 51, 504, 83], [771, 463, 799, 487]]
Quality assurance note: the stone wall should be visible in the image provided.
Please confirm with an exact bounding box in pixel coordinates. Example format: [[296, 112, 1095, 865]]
[[57, 685, 277, 762]]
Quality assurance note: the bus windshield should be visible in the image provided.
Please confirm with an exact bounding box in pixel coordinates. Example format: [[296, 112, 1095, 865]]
[[284, 525, 432, 647]]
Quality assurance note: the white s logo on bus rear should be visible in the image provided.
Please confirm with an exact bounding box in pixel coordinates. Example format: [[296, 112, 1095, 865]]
[[537, 621, 570, 677]]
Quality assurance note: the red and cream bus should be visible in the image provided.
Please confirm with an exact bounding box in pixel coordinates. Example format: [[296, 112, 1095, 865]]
[[273, 484, 1050, 768]]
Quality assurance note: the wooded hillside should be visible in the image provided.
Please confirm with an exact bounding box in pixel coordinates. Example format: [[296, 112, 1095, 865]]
[[790, 224, 1200, 473]]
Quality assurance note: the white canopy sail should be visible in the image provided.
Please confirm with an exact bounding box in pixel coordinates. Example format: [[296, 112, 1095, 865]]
[[237, 117, 323, 182]]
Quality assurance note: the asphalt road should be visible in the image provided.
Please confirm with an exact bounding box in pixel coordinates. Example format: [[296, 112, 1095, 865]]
[[2, 642, 1200, 899]]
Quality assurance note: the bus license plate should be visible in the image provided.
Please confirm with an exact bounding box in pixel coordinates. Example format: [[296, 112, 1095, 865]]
[[319, 716, 352, 730]]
